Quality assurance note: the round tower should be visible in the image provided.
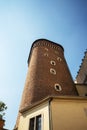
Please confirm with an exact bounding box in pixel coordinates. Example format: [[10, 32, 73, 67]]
[[20, 39, 78, 111]]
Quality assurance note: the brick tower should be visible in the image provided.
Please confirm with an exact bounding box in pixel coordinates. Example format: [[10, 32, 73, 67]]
[[15, 39, 78, 129], [20, 39, 77, 110]]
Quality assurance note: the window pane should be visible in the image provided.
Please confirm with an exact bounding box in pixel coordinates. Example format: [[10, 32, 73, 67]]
[[36, 115, 41, 130], [29, 118, 35, 130]]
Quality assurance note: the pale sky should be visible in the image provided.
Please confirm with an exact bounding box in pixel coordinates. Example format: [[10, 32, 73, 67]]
[[0, 0, 87, 129]]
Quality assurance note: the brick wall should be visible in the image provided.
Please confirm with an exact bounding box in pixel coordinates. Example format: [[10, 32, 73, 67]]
[[20, 39, 78, 111]]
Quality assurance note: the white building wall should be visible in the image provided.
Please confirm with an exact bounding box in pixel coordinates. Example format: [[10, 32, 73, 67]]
[[18, 101, 50, 130]]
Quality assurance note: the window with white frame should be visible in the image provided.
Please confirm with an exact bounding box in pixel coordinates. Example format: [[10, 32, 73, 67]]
[[54, 83, 62, 91], [50, 68, 56, 75], [50, 60, 56, 65], [29, 115, 42, 130]]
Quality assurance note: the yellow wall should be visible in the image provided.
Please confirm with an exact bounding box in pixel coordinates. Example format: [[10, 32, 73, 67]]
[[51, 98, 87, 130], [76, 84, 87, 96], [18, 101, 50, 130]]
